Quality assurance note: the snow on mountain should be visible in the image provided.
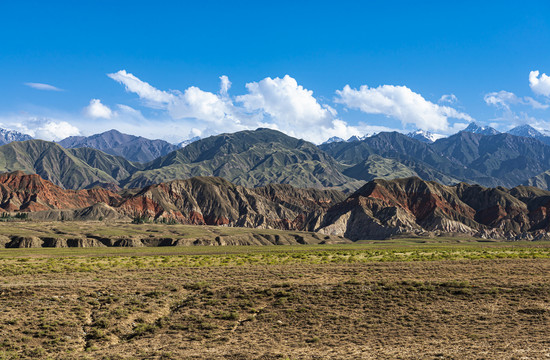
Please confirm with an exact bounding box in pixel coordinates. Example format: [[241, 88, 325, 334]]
[[322, 136, 345, 144], [406, 130, 445, 143], [507, 124, 544, 138], [0, 128, 33, 145], [346, 133, 375, 142], [461, 122, 500, 136]]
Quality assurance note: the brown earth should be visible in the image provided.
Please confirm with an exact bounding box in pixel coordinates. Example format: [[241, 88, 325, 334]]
[[0, 257, 548, 359]]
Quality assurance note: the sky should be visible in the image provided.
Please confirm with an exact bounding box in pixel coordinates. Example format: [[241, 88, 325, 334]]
[[1, 1, 550, 143]]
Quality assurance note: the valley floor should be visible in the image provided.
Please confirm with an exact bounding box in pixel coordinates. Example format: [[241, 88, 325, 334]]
[[0, 243, 548, 359]]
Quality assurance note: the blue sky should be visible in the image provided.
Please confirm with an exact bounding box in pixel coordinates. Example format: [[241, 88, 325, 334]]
[[1, 1, 549, 143]]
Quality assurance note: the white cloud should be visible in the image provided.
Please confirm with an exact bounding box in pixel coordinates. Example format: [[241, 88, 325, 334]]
[[108, 70, 174, 105], [116, 104, 146, 119], [84, 99, 113, 119], [35, 121, 80, 141], [0, 117, 80, 141], [219, 75, 231, 96], [167, 86, 236, 124], [484, 90, 548, 110], [24, 82, 63, 91], [318, 120, 398, 142], [439, 94, 458, 104], [529, 70, 550, 97], [237, 75, 335, 127], [107, 69, 237, 125], [107, 71, 438, 143], [335, 84, 473, 132]]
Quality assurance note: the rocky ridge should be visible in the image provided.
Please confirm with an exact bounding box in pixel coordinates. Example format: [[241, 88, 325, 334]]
[[4, 171, 550, 242], [317, 177, 550, 240]]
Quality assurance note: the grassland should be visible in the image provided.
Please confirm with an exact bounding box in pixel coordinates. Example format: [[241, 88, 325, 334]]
[[0, 229, 548, 358]]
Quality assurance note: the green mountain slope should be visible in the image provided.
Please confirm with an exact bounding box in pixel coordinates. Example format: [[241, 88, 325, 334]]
[[0, 140, 140, 189], [67, 147, 143, 181], [321, 131, 550, 188], [432, 132, 550, 187], [123, 128, 363, 191], [342, 154, 459, 184], [321, 132, 472, 184]]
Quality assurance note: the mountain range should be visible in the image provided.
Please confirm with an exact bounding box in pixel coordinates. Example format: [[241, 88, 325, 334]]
[[319, 127, 550, 189], [2, 123, 550, 192], [0, 171, 345, 232], [0, 139, 142, 190], [3, 171, 550, 242]]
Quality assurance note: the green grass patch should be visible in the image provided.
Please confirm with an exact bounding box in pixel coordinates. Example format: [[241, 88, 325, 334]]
[[0, 241, 548, 275]]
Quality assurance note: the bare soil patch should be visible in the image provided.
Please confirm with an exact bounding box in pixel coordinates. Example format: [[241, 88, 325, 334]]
[[0, 251, 548, 359]]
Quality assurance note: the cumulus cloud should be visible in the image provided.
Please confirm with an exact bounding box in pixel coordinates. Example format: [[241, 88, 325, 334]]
[[529, 70, 550, 97], [237, 75, 336, 128], [335, 84, 473, 132], [167, 86, 237, 124], [35, 121, 80, 141], [107, 71, 436, 142], [107, 69, 237, 125], [84, 99, 113, 119], [24, 82, 63, 91], [484, 90, 548, 110], [0, 117, 80, 141]]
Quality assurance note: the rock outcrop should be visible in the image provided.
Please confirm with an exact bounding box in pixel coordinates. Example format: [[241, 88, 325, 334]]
[[118, 177, 346, 231], [317, 177, 550, 240], [0, 171, 121, 212]]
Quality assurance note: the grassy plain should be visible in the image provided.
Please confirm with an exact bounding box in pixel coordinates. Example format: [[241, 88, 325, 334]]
[[0, 228, 548, 359]]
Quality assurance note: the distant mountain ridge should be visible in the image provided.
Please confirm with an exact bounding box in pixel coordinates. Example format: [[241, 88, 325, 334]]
[[58, 129, 179, 162], [507, 124, 550, 146], [0, 139, 142, 190], [0, 128, 33, 145], [507, 124, 544, 138], [460, 122, 500, 135], [320, 129, 550, 189], [0, 130, 364, 191], [4, 125, 550, 192]]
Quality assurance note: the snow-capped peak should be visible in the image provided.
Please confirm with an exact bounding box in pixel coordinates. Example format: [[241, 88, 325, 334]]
[[346, 133, 375, 142], [406, 129, 445, 143], [322, 136, 345, 144], [461, 122, 500, 136], [507, 124, 543, 138], [0, 128, 33, 145]]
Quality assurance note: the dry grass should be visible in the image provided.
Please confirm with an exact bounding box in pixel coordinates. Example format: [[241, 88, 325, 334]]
[[0, 241, 548, 359]]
